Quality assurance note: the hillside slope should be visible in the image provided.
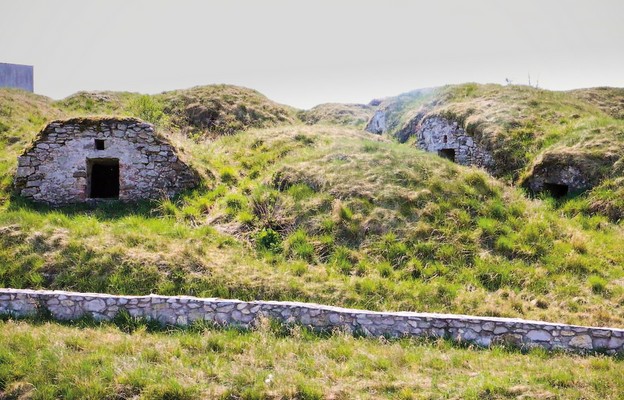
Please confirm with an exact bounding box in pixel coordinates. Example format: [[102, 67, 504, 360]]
[[2, 83, 624, 398], [568, 87, 624, 119], [1, 117, 623, 327], [364, 84, 624, 223], [370, 84, 624, 186]]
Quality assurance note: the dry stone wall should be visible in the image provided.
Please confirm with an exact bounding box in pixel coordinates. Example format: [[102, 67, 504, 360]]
[[1, 288, 622, 355], [415, 116, 494, 168], [14, 117, 198, 204]]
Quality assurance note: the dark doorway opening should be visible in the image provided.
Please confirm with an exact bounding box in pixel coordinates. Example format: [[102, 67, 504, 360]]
[[88, 158, 119, 199], [543, 182, 568, 199], [438, 148, 456, 162]]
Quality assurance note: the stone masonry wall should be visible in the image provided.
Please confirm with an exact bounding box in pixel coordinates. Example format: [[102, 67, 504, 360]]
[[416, 116, 494, 169], [1, 288, 622, 355], [14, 117, 198, 204]]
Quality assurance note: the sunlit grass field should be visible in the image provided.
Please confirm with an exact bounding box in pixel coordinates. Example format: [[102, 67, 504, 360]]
[[1, 316, 623, 399]]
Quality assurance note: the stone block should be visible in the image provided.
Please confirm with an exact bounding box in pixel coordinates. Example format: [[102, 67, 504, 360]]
[[569, 335, 593, 350]]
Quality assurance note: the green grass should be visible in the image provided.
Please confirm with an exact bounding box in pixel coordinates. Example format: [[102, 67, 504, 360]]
[[1, 83, 624, 397], [1, 123, 623, 327], [1, 317, 623, 399]]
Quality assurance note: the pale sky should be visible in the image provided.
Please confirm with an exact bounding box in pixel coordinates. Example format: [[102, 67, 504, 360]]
[[1, 0, 623, 109]]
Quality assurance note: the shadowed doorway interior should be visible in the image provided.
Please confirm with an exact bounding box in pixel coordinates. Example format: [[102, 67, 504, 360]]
[[438, 148, 456, 162], [88, 158, 119, 199], [543, 182, 568, 199]]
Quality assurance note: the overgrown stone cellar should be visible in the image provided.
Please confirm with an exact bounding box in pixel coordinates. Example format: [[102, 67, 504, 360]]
[[14, 117, 198, 204], [415, 116, 494, 168]]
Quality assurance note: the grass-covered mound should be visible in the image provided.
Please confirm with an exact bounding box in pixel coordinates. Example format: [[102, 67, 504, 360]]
[[1, 122, 623, 327], [5, 83, 298, 139], [377, 83, 624, 183], [298, 103, 375, 128], [155, 85, 297, 137], [568, 87, 624, 119], [0, 317, 622, 399]]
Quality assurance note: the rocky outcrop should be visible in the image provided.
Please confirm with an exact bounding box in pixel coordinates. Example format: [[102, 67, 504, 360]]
[[1, 288, 623, 355], [365, 110, 386, 134], [14, 117, 198, 205]]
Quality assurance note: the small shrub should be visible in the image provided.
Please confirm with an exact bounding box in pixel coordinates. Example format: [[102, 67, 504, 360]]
[[377, 233, 410, 268], [129, 95, 167, 126], [255, 228, 282, 253], [287, 183, 315, 201], [558, 253, 593, 275], [330, 246, 354, 275], [219, 166, 238, 184], [376, 261, 393, 278], [476, 261, 512, 291], [320, 218, 335, 233], [494, 235, 516, 257], [157, 198, 178, 217], [362, 141, 380, 152], [588, 275, 608, 294], [251, 185, 291, 231], [290, 261, 308, 276], [287, 230, 315, 262], [112, 309, 159, 333], [237, 210, 256, 225], [403, 258, 424, 279], [224, 193, 247, 215], [294, 133, 315, 146], [294, 381, 323, 400], [335, 203, 353, 222]]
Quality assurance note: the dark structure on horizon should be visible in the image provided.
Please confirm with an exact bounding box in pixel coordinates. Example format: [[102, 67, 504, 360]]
[[0, 62, 34, 92]]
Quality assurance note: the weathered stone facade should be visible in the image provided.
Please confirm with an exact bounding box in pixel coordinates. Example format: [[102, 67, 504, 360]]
[[523, 151, 621, 197], [525, 164, 585, 196], [1, 288, 623, 355], [415, 116, 494, 168], [14, 117, 198, 204]]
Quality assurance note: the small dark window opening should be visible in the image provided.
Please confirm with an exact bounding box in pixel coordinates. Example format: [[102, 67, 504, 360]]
[[87, 158, 119, 199], [95, 139, 105, 150], [443, 135, 448, 143], [543, 182, 568, 199], [438, 148, 456, 162]]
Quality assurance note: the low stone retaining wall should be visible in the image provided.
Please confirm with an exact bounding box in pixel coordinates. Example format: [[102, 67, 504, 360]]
[[1, 288, 622, 354]]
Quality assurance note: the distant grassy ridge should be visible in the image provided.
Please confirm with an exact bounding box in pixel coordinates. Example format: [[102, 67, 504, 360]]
[[298, 103, 376, 129]]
